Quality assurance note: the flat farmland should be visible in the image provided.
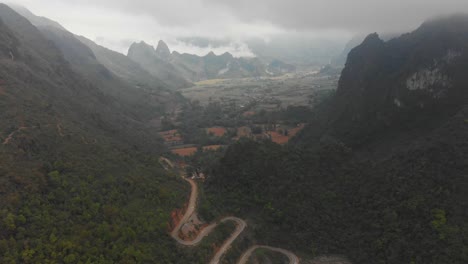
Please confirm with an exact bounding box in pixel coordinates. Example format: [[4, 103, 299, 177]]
[[181, 71, 339, 109], [171, 147, 198, 157]]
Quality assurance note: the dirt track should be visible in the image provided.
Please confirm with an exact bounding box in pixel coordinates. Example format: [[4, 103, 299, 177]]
[[166, 160, 300, 264]]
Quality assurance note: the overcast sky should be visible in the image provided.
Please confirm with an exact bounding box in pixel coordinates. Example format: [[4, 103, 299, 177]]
[[5, 0, 468, 56]]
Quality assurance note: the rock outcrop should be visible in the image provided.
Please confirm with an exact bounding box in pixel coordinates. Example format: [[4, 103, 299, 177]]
[[155, 40, 171, 60], [326, 15, 468, 146]]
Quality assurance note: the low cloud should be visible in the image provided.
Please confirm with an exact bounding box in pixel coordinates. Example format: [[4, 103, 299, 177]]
[[202, 0, 468, 33], [6, 0, 467, 56]]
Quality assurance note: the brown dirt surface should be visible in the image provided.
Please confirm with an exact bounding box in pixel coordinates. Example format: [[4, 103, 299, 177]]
[[159, 129, 183, 142], [171, 147, 198, 156], [203, 145, 223, 151], [206, 127, 227, 137], [169, 207, 186, 232], [268, 124, 306, 145], [268, 131, 289, 144]]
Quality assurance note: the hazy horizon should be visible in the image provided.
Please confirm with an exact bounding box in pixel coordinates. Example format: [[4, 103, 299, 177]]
[[5, 0, 468, 57]]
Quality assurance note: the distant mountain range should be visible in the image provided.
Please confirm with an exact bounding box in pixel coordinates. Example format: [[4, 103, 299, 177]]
[[128, 40, 296, 84], [11, 4, 185, 93], [14, 4, 296, 90]]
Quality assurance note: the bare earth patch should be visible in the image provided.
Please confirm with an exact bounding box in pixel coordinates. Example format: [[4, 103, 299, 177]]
[[203, 145, 224, 151], [171, 147, 198, 156], [206, 127, 227, 137]]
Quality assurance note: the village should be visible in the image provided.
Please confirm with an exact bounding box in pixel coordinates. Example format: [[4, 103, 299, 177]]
[[159, 122, 305, 158]]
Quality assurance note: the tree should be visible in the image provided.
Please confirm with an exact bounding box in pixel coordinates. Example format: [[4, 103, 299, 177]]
[[4, 213, 16, 232]]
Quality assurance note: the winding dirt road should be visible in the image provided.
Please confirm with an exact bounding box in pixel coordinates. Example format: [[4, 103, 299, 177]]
[[168, 163, 299, 264], [238, 246, 299, 264]]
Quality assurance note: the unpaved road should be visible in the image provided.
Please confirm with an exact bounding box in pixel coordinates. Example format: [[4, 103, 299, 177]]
[[170, 177, 198, 245], [209, 217, 246, 264], [238, 245, 300, 264], [168, 162, 300, 264]]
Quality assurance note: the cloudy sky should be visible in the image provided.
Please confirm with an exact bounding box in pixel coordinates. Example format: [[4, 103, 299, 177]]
[[5, 0, 468, 56]]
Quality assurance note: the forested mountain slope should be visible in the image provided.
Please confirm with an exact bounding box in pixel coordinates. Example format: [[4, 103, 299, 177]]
[[39, 26, 180, 122], [11, 5, 183, 123], [203, 15, 468, 264], [0, 4, 189, 263], [77, 36, 172, 93]]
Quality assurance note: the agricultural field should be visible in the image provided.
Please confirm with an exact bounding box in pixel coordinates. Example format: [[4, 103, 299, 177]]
[[235, 123, 306, 145], [164, 71, 325, 157], [171, 147, 198, 156], [205, 127, 227, 137], [181, 71, 339, 111]]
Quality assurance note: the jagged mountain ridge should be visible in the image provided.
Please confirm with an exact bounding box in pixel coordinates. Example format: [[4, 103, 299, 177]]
[[77, 35, 171, 92], [11, 4, 192, 91], [11, 5, 183, 121], [311, 15, 468, 148], [39, 26, 178, 121], [155, 39, 171, 60], [128, 40, 296, 83], [127, 41, 193, 88], [0, 3, 178, 156]]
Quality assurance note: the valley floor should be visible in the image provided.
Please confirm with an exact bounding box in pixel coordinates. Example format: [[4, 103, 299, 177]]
[[181, 72, 338, 109]]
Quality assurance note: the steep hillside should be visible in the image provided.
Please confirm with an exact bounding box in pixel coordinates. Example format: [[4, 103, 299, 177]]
[[203, 15, 468, 264], [127, 41, 192, 89], [298, 15, 468, 151], [9, 4, 65, 30], [78, 36, 168, 90], [10, 5, 173, 95], [39, 27, 182, 123], [0, 5, 189, 263], [11, 5, 183, 122]]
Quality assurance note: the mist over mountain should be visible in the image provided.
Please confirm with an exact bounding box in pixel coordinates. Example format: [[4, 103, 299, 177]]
[[324, 15, 468, 146], [155, 39, 171, 60], [1, 2, 468, 264], [128, 39, 296, 83], [171, 34, 349, 68], [10, 4, 181, 113], [7, 3, 65, 30], [127, 41, 193, 88], [7, 0, 467, 57]]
